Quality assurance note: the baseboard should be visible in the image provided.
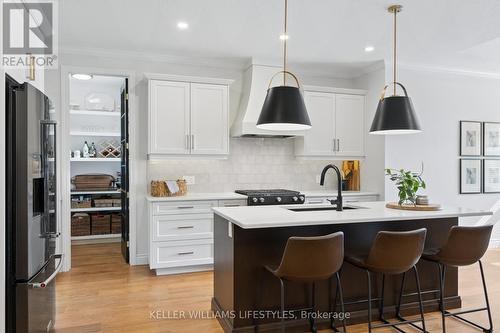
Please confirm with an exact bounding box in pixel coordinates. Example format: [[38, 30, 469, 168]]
[[155, 264, 213, 276], [489, 239, 500, 248], [132, 253, 149, 266]]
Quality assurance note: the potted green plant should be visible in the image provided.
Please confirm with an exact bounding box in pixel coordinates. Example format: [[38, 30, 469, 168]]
[[386, 164, 426, 205]]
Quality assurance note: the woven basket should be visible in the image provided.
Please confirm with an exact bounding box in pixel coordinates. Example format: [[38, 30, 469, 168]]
[[72, 174, 115, 191], [91, 214, 111, 235], [71, 213, 91, 236], [150, 179, 187, 197]]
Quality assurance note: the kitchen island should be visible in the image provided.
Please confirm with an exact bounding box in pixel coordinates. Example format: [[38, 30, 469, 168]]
[[211, 201, 491, 333]]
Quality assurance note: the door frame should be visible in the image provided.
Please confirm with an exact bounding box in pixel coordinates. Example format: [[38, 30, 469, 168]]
[[60, 65, 137, 271]]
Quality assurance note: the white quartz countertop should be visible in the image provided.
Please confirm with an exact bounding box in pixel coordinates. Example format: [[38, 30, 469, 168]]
[[146, 192, 247, 202], [212, 201, 492, 229]]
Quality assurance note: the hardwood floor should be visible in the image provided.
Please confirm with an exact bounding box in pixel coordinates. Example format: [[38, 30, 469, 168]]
[[55, 244, 500, 333]]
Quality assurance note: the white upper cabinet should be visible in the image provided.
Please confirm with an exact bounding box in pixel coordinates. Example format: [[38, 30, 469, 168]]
[[295, 87, 366, 158], [149, 80, 190, 155], [335, 94, 365, 156], [190, 83, 229, 155], [300, 91, 336, 156], [147, 75, 232, 158]]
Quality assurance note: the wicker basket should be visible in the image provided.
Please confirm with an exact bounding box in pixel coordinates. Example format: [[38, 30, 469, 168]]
[[112, 198, 121, 207], [72, 174, 115, 191], [71, 213, 90, 236], [111, 213, 121, 234], [91, 214, 111, 235], [93, 198, 114, 208], [150, 179, 187, 197], [71, 198, 92, 209]]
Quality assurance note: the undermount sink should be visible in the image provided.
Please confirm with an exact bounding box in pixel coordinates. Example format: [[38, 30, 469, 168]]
[[287, 205, 362, 212]]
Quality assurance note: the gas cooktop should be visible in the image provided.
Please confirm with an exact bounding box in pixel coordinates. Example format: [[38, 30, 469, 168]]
[[235, 189, 305, 206]]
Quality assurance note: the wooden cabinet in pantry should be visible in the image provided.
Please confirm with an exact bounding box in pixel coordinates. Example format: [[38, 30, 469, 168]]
[[295, 86, 366, 158], [147, 74, 233, 158]]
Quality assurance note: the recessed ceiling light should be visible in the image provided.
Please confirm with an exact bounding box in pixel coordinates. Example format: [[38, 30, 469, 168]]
[[364, 45, 375, 52], [71, 73, 93, 80], [279, 34, 289, 40], [177, 21, 189, 30]]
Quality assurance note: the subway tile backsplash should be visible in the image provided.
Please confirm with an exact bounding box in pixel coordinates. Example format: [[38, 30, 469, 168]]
[[147, 138, 341, 192]]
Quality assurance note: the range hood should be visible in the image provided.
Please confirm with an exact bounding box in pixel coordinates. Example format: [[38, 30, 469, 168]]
[[231, 64, 306, 138]]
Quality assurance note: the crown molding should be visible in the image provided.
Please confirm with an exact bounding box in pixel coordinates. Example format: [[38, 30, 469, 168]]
[[60, 46, 248, 72], [398, 61, 500, 80]]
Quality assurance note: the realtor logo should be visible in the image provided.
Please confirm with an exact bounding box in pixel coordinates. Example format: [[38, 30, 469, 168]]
[[2, 1, 58, 68]]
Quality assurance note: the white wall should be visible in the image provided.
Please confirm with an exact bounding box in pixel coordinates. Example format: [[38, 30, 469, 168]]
[[353, 66, 387, 197], [385, 66, 500, 246]]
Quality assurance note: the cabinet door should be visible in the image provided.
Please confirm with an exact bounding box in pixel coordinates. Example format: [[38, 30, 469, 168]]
[[335, 94, 365, 156], [190, 83, 229, 155], [301, 91, 336, 156], [148, 80, 190, 155]]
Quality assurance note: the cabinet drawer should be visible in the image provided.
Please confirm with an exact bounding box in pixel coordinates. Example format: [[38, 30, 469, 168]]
[[218, 199, 247, 207], [152, 213, 213, 241], [152, 200, 217, 215], [150, 240, 213, 269]]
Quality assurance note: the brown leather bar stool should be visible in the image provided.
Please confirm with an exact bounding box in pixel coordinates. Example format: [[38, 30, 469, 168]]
[[345, 229, 427, 333], [265, 232, 346, 333], [421, 225, 493, 333]]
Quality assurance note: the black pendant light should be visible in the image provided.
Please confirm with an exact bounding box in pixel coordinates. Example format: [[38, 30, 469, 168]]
[[256, 0, 311, 131], [370, 5, 422, 135]]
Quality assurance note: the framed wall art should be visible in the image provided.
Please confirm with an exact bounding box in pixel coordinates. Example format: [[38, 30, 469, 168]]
[[483, 159, 500, 193], [483, 122, 500, 156], [460, 121, 482, 156], [460, 159, 482, 194]]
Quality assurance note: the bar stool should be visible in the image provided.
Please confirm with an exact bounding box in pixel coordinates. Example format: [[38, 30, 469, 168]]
[[421, 225, 493, 333], [345, 229, 427, 333], [265, 232, 346, 333]]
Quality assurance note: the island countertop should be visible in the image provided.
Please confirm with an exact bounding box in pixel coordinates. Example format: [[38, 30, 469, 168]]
[[212, 201, 492, 229]]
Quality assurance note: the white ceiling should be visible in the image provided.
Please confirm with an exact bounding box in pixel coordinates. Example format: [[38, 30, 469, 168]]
[[60, 0, 500, 75]]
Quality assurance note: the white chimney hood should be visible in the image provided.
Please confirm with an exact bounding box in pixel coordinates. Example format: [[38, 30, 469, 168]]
[[231, 64, 306, 138]]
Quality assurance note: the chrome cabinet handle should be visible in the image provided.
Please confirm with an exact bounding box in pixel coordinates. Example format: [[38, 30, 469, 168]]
[[191, 134, 195, 149], [177, 206, 194, 209], [186, 134, 190, 150], [178, 251, 194, 255], [337, 139, 340, 152], [177, 226, 194, 229], [308, 200, 324, 204], [224, 204, 240, 207], [29, 254, 64, 289], [332, 139, 336, 152]]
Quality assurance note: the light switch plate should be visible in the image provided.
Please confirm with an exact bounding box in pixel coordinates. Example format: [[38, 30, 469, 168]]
[[183, 176, 195, 185]]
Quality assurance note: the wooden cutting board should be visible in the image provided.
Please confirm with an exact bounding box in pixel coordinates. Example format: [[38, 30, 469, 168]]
[[386, 202, 442, 211]]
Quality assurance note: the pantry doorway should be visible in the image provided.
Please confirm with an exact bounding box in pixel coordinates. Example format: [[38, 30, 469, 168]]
[[59, 66, 137, 271]]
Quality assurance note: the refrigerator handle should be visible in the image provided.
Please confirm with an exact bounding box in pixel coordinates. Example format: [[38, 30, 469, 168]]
[[29, 254, 64, 289]]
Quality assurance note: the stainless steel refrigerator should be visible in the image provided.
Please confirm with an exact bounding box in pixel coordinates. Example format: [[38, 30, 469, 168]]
[[6, 74, 63, 333]]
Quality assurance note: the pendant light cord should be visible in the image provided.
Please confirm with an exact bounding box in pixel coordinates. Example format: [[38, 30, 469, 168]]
[[283, 0, 288, 85], [393, 7, 397, 96]]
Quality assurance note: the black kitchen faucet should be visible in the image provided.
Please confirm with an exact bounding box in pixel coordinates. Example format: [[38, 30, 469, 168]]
[[320, 164, 343, 211]]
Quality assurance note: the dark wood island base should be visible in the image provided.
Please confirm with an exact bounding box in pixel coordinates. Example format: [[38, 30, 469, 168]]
[[212, 215, 461, 333]]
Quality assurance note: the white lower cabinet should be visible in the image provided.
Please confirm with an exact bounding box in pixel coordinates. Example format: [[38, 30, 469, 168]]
[[148, 198, 246, 275]]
